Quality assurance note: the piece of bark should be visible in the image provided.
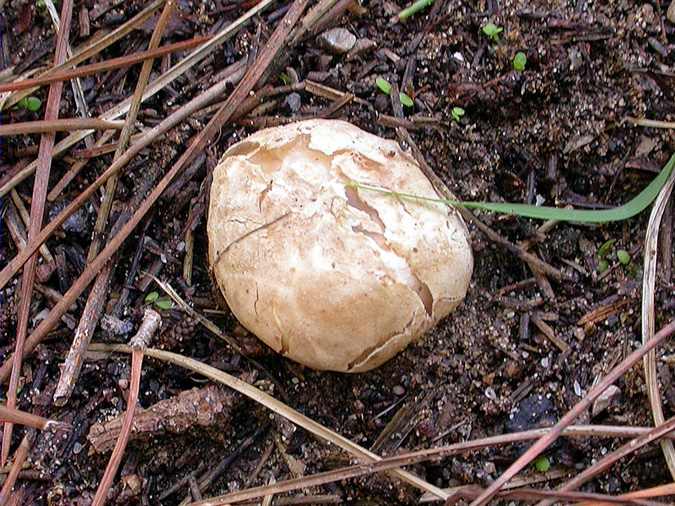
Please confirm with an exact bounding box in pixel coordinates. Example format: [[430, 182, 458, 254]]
[[87, 386, 235, 453]]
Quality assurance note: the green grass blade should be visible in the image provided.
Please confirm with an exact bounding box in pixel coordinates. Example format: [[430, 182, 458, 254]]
[[397, 0, 434, 20], [350, 153, 674, 223]]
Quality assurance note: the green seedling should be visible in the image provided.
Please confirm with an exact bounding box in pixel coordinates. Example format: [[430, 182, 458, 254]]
[[279, 72, 291, 85], [597, 239, 616, 259], [617, 249, 631, 265], [375, 77, 392, 95], [375, 78, 415, 108], [451, 106, 465, 122], [399, 92, 414, 108], [397, 0, 434, 21], [512, 51, 527, 72], [482, 22, 503, 41], [145, 291, 173, 310], [16, 96, 42, 112], [347, 153, 675, 223], [534, 456, 551, 473]]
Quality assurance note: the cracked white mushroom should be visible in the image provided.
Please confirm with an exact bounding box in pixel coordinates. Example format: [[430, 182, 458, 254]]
[[208, 119, 473, 372]]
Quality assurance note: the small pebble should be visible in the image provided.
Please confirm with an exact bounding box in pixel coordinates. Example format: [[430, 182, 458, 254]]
[[317, 28, 357, 55], [592, 385, 621, 417], [392, 385, 405, 396], [668, 0, 675, 23], [285, 92, 302, 113]]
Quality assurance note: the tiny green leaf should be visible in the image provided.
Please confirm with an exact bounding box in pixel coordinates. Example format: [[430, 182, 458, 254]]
[[451, 106, 465, 122], [279, 72, 290, 85], [597, 259, 609, 273], [597, 239, 616, 259], [482, 22, 503, 41], [512, 51, 527, 72], [25, 96, 42, 112], [534, 456, 551, 473], [617, 249, 630, 265], [399, 92, 414, 108], [376, 77, 392, 95], [145, 291, 159, 303], [154, 298, 173, 310]]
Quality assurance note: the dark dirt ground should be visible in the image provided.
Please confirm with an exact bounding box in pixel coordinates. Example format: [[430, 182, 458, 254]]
[[1, 0, 675, 504]]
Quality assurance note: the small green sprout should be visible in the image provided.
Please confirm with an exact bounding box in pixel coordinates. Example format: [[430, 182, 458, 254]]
[[16, 96, 42, 112], [279, 72, 291, 85], [616, 249, 630, 265], [482, 22, 503, 41], [375, 78, 414, 108], [534, 456, 551, 473], [512, 51, 527, 72], [154, 298, 174, 310], [375, 77, 392, 95], [144, 291, 159, 303], [451, 106, 465, 122], [399, 92, 414, 108], [597, 259, 609, 273], [597, 239, 616, 259], [145, 291, 173, 310]]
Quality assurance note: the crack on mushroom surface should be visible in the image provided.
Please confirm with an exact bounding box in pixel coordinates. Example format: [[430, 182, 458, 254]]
[[350, 224, 434, 317], [347, 314, 417, 372]]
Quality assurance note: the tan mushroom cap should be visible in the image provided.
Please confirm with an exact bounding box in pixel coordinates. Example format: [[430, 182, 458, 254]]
[[208, 119, 473, 372]]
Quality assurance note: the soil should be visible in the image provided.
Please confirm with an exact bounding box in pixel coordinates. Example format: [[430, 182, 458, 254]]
[[1, 0, 675, 504]]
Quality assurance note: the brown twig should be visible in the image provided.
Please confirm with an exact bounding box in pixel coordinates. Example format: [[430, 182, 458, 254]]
[[2, 0, 165, 110], [469, 320, 675, 505], [46, 129, 117, 202], [0, 3, 276, 287], [539, 416, 675, 506], [0, 36, 210, 93], [0, 432, 35, 504], [92, 309, 161, 506], [0, 405, 56, 431], [88, 0, 175, 262], [53, 165, 160, 405], [2, 0, 73, 467], [0, 0, 312, 388], [0, 118, 124, 137], [0, 0, 274, 198]]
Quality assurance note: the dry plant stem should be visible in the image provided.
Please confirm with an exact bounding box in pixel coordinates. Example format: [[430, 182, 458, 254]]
[[0, 0, 307, 392], [641, 164, 675, 478], [1, 0, 165, 110], [9, 191, 55, 266], [89, 345, 450, 501], [54, 166, 160, 405], [88, 0, 175, 262], [0, 1, 277, 279], [625, 117, 675, 129], [0, 37, 209, 93], [0, 432, 34, 504], [470, 320, 675, 506], [0, 0, 275, 198], [92, 309, 160, 506], [0, 118, 124, 137], [539, 416, 675, 506], [89, 345, 675, 504], [2, 0, 73, 468], [47, 130, 117, 202], [0, 405, 51, 430], [189, 422, 675, 505], [5, 194, 55, 280], [92, 350, 142, 506]]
